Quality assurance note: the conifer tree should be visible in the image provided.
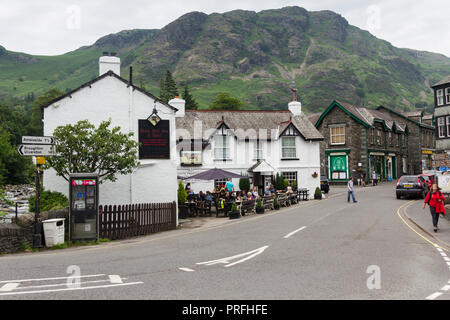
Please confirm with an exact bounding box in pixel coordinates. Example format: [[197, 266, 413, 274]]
[[182, 84, 199, 110]]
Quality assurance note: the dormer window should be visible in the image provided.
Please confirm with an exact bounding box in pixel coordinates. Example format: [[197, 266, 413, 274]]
[[437, 89, 444, 106]]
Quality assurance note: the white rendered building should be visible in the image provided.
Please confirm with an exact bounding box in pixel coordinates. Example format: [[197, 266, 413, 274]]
[[42, 54, 179, 206]]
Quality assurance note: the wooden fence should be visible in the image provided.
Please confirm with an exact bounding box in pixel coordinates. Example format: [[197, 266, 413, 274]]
[[99, 202, 177, 240]]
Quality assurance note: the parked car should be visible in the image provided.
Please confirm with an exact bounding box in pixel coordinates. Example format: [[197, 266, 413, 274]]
[[320, 176, 330, 193], [418, 173, 435, 189], [396, 175, 429, 199]]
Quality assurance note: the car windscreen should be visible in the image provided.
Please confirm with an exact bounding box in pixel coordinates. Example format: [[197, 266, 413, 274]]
[[400, 176, 418, 183]]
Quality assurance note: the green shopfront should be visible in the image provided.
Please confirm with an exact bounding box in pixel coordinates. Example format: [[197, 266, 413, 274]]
[[327, 150, 349, 182]]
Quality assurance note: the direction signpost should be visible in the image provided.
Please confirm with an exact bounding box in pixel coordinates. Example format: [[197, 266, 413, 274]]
[[18, 136, 56, 248]]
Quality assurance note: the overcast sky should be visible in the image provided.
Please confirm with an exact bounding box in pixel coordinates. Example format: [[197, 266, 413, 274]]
[[1, 0, 449, 57]]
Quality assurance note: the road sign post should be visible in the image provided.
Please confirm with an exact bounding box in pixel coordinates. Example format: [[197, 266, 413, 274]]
[[18, 136, 55, 248]]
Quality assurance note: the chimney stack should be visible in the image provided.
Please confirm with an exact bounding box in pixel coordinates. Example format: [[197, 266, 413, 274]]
[[99, 52, 121, 76], [169, 96, 185, 118], [288, 88, 302, 116]]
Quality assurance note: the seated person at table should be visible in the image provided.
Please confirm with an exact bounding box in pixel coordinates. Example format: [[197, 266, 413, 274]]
[[286, 186, 293, 195], [252, 186, 259, 199], [205, 191, 213, 203], [269, 184, 276, 194], [264, 186, 271, 196], [240, 191, 247, 201], [198, 191, 205, 201], [247, 192, 254, 200]]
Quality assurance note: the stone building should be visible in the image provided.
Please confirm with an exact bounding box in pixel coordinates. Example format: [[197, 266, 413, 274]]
[[313, 101, 411, 183], [376, 106, 436, 173], [431, 76, 450, 156]]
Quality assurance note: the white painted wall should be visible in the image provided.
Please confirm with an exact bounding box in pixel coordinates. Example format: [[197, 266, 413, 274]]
[[43, 75, 178, 207], [176, 130, 321, 198]]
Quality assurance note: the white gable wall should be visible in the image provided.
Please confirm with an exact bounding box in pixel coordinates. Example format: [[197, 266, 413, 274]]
[[43, 75, 178, 206]]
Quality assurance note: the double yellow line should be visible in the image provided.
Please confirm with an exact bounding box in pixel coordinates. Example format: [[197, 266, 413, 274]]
[[397, 200, 446, 251]]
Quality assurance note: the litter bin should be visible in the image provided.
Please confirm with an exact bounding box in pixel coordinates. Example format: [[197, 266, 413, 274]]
[[43, 218, 65, 247]]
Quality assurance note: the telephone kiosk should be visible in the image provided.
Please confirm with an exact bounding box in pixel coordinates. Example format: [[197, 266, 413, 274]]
[[69, 173, 99, 241]]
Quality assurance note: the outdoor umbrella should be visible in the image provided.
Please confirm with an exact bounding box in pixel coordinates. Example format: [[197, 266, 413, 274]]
[[184, 168, 245, 180]]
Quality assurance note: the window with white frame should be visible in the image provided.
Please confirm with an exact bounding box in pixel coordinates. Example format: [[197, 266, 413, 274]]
[[377, 130, 382, 145], [388, 132, 392, 146], [214, 179, 229, 189], [438, 117, 445, 138], [254, 140, 263, 160], [282, 172, 297, 185], [371, 128, 375, 145], [281, 136, 296, 159], [437, 89, 444, 106], [214, 134, 230, 160], [330, 125, 345, 145], [446, 117, 450, 138], [396, 134, 400, 147], [446, 88, 450, 104]]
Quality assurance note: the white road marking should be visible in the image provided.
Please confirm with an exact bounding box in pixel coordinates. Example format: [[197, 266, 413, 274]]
[[441, 285, 450, 291], [0, 274, 105, 284], [437, 248, 444, 252], [5, 278, 128, 291], [444, 257, 450, 262], [197, 246, 269, 268], [108, 275, 123, 284], [426, 292, 443, 300], [284, 226, 307, 239], [0, 283, 19, 292], [0, 282, 144, 297], [179, 268, 195, 272]]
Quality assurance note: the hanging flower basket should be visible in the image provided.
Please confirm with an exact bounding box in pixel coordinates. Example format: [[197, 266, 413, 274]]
[[312, 172, 318, 178]]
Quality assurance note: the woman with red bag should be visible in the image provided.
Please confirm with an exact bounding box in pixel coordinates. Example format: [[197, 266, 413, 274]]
[[422, 184, 446, 232]]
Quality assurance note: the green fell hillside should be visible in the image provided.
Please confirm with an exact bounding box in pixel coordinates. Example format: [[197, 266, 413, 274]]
[[1, 6, 450, 113]]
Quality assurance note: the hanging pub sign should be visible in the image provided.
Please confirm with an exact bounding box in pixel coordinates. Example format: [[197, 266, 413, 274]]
[[138, 119, 170, 159]]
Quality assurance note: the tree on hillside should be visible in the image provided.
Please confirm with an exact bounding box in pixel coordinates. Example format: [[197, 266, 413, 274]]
[[209, 92, 244, 110], [0, 127, 34, 186], [182, 84, 199, 110], [45, 119, 139, 183], [29, 88, 64, 136], [159, 70, 179, 103]]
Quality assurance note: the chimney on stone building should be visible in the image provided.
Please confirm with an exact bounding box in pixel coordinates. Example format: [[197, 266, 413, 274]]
[[288, 88, 302, 116]]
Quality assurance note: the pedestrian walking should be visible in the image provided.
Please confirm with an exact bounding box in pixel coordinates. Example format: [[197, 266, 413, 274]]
[[372, 171, 378, 186], [347, 177, 357, 203], [422, 184, 446, 232], [362, 172, 366, 187]]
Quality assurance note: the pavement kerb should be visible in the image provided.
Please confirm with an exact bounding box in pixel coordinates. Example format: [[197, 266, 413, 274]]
[[400, 200, 450, 252]]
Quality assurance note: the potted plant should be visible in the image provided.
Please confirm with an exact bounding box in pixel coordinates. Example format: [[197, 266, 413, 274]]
[[283, 179, 289, 190], [273, 196, 280, 210], [255, 197, 264, 214], [314, 187, 322, 200], [312, 172, 318, 179], [177, 180, 188, 219], [229, 202, 240, 219]]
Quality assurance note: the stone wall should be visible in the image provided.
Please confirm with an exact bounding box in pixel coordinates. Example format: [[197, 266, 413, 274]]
[[0, 208, 69, 254], [0, 224, 31, 254]]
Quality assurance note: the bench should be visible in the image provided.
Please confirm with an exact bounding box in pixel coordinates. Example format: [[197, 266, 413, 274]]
[[297, 188, 309, 201], [289, 193, 298, 205], [198, 201, 212, 216], [262, 196, 274, 210], [276, 193, 289, 207], [240, 200, 255, 216]]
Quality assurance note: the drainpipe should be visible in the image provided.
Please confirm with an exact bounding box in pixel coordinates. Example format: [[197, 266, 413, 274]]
[[365, 127, 369, 185], [128, 75, 134, 204]]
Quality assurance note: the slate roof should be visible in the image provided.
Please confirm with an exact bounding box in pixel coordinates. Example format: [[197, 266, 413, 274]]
[[176, 110, 324, 141], [41, 70, 178, 112]]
